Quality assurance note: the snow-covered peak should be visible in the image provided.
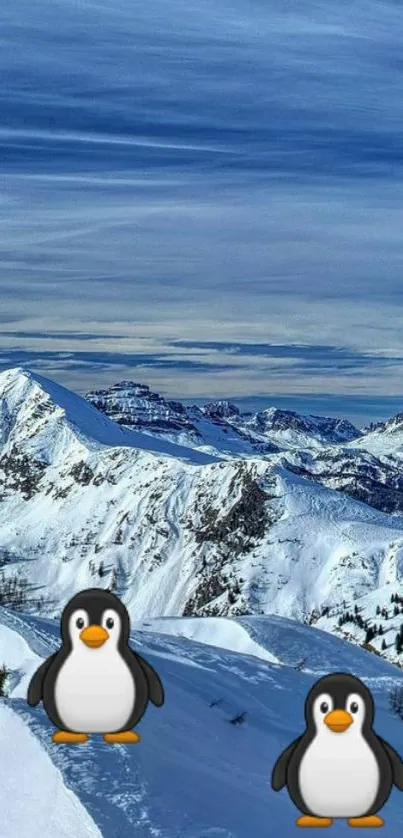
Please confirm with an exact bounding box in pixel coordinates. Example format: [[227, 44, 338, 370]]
[[0, 367, 131, 457], [242, 406, 360, 449], [364, 413, 403, 435], [86, 379, 193, 433], [200, 400, 240, 419], [0, 367, 217, 466], [354, 412, 403, 458]]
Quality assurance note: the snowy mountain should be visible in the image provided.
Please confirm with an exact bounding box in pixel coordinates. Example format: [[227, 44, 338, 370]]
[[3, 366, 403, 669], [86, 381, 359, 456], [86, 381, 200, 438], [2, 607, 403, 837], [281, 446, 403, 515], [234, 406, 359, 449], [353, 415, 403, 458]]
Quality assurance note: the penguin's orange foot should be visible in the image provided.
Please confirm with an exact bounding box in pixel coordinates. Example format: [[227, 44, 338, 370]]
[[296, 816, 333, 827], [347, 816, 384, 828], [103, 730, 140, 744], [52, 731, 89, 744]]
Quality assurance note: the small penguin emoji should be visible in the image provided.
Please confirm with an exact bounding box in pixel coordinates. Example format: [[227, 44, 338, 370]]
[[27, 588, 164, 744], [271, 672, 403, 827]]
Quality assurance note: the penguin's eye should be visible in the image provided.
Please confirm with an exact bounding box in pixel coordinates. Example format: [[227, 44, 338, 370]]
[[320, 702, 329, 714], [102, 610, 119, 632], [76, 617, 85, 629], [346, 694, 363, 717]]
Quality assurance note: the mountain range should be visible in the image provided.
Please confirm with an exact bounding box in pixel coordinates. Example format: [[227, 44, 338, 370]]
[[1, 367, 403, 668]]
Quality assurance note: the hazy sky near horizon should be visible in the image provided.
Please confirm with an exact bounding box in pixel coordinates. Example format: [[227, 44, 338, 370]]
[[1, 0, 403, 424]]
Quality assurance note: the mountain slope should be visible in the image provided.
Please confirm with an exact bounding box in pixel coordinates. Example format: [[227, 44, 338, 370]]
[[2, 608, 403, 837]]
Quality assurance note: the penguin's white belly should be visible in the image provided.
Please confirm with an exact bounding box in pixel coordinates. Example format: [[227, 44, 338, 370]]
[[55, 647, 136, 733], [298, 736, 380, 818]]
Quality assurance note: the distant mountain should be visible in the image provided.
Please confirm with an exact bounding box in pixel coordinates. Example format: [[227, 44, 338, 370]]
[[2, 367, 403, 672], [86, 381, 199, 436], [85, 381, 360, 455], [85, 381, 403, 516], [363, 414, 403, 435], [233, 406, 359, 449], [355, 413, 403, 457], [86, 381, 279, 456], [281, 447, 403, 515]]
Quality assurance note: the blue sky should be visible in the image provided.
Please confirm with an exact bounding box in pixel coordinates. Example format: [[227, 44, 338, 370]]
[[1, 0, 403, 425]]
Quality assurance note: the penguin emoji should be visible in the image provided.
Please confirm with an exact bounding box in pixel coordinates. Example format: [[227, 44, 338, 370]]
[[271, 672, 403, 827], [27, 588, 164, 744]]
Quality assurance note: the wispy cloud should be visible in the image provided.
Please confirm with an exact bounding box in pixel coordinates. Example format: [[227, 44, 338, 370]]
[[1, 0, 403, 425]]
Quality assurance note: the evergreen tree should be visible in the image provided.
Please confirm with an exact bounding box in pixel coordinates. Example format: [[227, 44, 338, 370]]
[[382, 639, 387, 651], [0, 665, 10, 698], [109, 567, 117, 591], [365, 627, 374, 644], [389, 686, 403, 720]]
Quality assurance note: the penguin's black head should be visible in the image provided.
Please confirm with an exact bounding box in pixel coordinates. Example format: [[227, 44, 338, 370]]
[[304, 672, 374, 736], [60, 588, 130, 653]]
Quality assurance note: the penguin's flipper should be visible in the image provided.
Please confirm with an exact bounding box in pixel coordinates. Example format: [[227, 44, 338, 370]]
[[133, 652, 164, 707], [27, 653, 57, 706], [379, 736, 403, 790], [271, 736, 302, 791]]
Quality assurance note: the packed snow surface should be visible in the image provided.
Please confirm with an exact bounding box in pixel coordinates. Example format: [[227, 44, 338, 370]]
[[1, 607, 403, 836], [135, 615, 279, 663], [0, 703, 101, 838]]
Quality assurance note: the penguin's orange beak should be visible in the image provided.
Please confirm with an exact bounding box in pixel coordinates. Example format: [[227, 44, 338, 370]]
[[324, 709, 353, 733], [80, 625, 109, 648]]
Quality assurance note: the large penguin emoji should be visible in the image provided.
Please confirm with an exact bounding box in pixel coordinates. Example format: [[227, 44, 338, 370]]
[[27, 588, 164, 744], [271, 672, 403, 827]]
